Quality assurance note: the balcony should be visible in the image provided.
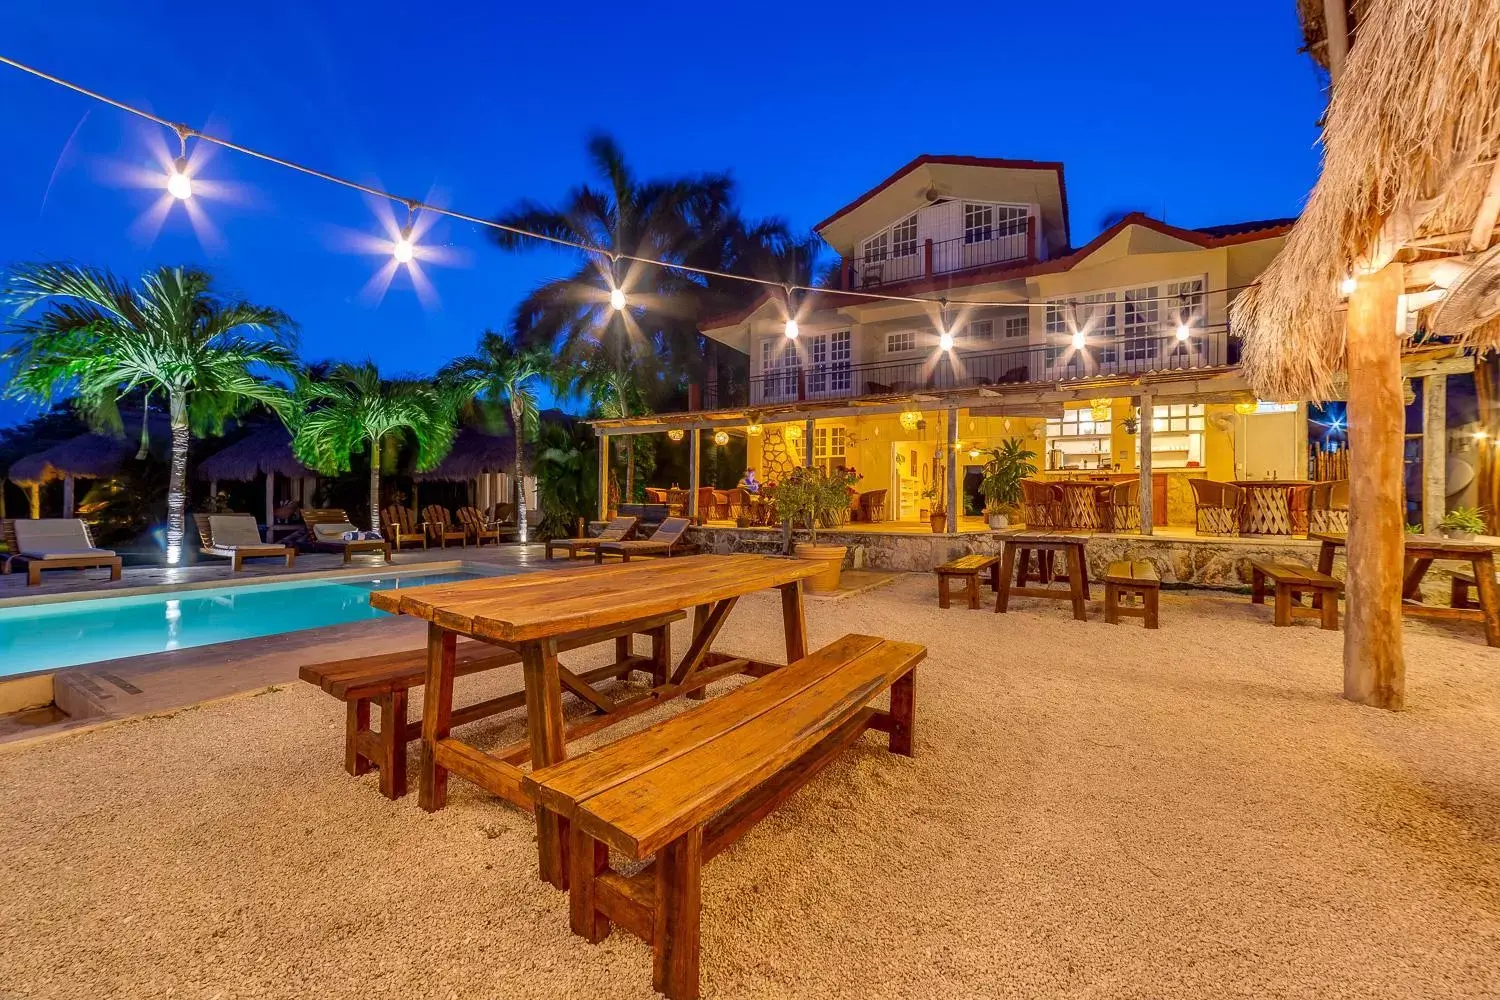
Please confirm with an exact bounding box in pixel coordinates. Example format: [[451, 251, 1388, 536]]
[[745, 328, 1239, 406], [840, 218, 1036, 290]]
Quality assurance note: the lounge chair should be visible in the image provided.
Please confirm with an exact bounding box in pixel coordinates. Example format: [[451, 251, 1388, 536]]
[[457, 506, 508, 546], [421, 505, 467, 548], [193, 513, 296, 571], [545, 515, 638, 560], [594, 516, 692, 563], [381, 505, 427, 551], [302, 508, 392, 563], [3, 518, 123, 587]]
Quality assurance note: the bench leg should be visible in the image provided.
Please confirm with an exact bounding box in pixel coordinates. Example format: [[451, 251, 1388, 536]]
[[1104, 584, 1119, 625], [653, 827, 703, 1000], [345, 699, 372, 777], [1273, 585, 1292, 627], [379, 689, 408, 799], [1251, 567, 1265, 604], [1319, 589, 1339, 631], [888, 668, 915, 757], [569, 822, 611, 943], [966, 573, 980, 610], [995, 545, 1017, 614], [651, 626, 671, 687], [937, 573, 951, 610], [1066, 546, 1087, 622], [1145, 587, 1159, 630]]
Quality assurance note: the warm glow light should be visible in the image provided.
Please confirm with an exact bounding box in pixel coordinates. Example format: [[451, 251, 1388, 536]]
[[784, 424, 802, 442], [1234, 400, 1259, 416], [1175, 322, 1191, 341], [746, 422, 763, 436], [166, 157, 192, 200], [939, 330, 954, 351], [1340, 275, 1358, 296], [667, 428, 684, 442], [610, 287, 626, 311], [899, 410, 921, 432], [967, 448, 981, 459], [1089, 398, 1111, 422], [784, 318, 799, 339], [393, 238, 414, 264], [1071, 330, 1086, 350], [713, 430, 729, 446], [1476, 429, 1490, 441]]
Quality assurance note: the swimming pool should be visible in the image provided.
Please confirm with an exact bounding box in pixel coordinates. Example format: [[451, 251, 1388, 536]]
[[0, 568, 504, 676]]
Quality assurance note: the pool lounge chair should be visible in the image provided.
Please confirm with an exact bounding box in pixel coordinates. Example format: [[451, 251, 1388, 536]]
[[381, 505, 427, 552], [421, 505, 467, 548], [3, 518, 123, 587], [302, 508, 392, 564], [593, 515, 692, 563], [546, 515, 637, 560], [457, 506, 511, 546], [193, 513, 296, 571]]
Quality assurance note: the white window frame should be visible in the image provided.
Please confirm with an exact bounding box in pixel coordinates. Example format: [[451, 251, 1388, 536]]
[[759, 337, 801, 401], [863, 232, 888, 263], [813, 424, 848, 473], [964, 319, 994, 344], [1002, 314, 1029, 340], [891, 214, 918, 259], [808, 330, 852, 396], [1046, 406, 1112, 439], [963, 202, 994, 244], [886, 330, 917, 355]]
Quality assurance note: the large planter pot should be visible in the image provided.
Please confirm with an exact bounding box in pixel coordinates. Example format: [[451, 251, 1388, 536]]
[[929, 512, 947, 533], [987, 513, 1010, 530], [794, 542, 848, 593], [1441, 528, 1477, 541]]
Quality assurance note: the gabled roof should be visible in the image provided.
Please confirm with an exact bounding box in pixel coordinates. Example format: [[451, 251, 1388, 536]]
[[813, 154, 1069, 234]]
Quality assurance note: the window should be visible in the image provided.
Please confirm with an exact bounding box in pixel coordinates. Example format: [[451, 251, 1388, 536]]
[[891, 215, 918, 258], [1143, 403, 1206, 468], [886, 331, 916, 354], [759, 338, 800, 401], [1151, 402, 1206, 433], [808, 330, 851, 395], [1046, 406, 1112, 438], [863, 232, 888, 263], [1123, 286, 1160, 364], [1002, 314, 1029, 340], [813, 424, 847, 472], [1082, 292, 1118, 364], [1045, 302, 1068, 336], [965, 319, 994, 343], [963, 203, 994, 244], [1165, 277, 1206, 353]]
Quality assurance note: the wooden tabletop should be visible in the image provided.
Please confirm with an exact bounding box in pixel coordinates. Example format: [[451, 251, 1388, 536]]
[[1309, 531, 1498, 554], [369, 554, 825, 644]]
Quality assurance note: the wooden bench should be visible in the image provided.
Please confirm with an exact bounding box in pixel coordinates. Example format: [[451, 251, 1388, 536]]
[[934, 554, 1000, 609], [1450, 568, 1482, 609], [1104, 560, 1160, 628], [299, 613, 682, 800], [1248, 558, 1341, 629], [526, 633, 925, 1000]]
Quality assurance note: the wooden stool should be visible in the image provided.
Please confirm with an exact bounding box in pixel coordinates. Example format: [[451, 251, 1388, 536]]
[[1248, 558, 1341, 629], [935, 554, 1000, 609], [1104, 560, 1160, 628]]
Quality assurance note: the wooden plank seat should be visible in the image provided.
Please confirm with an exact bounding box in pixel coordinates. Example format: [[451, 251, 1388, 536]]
[[934, 554, 1000, 609], [1104, 559, 1160, 628], [526, 633, 926, 1000], [1247, 558, 1341, 629], [299, 611, 683, 800], [547, 515, 638, 560]]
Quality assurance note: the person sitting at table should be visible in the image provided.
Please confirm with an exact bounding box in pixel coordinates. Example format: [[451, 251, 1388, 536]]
[[738, 469, 761, 494]]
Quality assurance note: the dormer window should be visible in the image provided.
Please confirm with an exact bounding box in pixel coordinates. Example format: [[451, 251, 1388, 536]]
[[863, 232, 888, 262], [963, 203, 994, 244], [891, 215, 918, 258]]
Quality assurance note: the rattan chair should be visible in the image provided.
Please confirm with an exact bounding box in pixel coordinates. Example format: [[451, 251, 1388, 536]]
[[1188, 479, 1242, 535], [1307, 479, 1350, 534], [1020, 480, 1062, 529]]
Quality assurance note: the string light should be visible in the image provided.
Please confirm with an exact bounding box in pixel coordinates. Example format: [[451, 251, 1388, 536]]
[[784, 318, 799, 339], [1175, 321, 1191, 341], [1071, 330, 1086, 350], [610, 287, 626, 311], [1340, 275, 1358, 296], [713, 430, 729, 446], [392, 202, 417, 264], [784, 286, 799, 339], [938, 299, 954, 351], [667, 428, 684, 442], [166, 126, 192, 200], [609, 255, 627, 310]]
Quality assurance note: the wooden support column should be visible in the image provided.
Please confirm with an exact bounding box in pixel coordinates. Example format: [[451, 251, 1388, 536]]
[[1137, 392, 1154, 535], [596, 432, 609, 522], [688, 431, 701, 521], [264, 472, 276, 527], [945, 406, 959, 533], [1423, 374, 1447, 533], [804, 418, 815, 468], [29, 483, 39, 519], [1344, 264, 1406, 711], [62, 475, 75, 519]]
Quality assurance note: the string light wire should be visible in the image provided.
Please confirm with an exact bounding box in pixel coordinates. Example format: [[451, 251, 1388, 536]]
[[1, 53, 1266, 310]]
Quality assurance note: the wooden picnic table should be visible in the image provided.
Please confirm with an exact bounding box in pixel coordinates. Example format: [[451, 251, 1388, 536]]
[[994, 529, 1092, 621], [368, 553, 825, 888], [1311, 531, 1500, 646]]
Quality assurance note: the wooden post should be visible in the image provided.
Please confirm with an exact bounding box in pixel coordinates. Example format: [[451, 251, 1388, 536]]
[[1423, 374, 1447, 533], [596, 432, 609, 522], [688, 431, 701, 521], [29, 483, 39, 519], [804, 418, 815, 468], [264, 472, 276, 527], [1137, 392, 1154, 535], [1344, 264, 1406, 711], [62, 475, 75, 519], [945, 406, 959, 533]]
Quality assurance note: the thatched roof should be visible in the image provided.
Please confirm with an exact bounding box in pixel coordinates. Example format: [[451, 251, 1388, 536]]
[[413, 426, 517, 482], [1296, 0, 1363, 70], [8, 414, 168, 484], [1233, 0, 1500, 399], [197, 425, 310, 482]]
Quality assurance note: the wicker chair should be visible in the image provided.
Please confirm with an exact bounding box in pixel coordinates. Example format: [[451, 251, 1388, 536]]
[[644, 487, 668, 504], [857, 488, 887, 523], [381, 505, 426, 551], [1106, 480, 1141, 532], [1020, 480, 1062, 529], [1188, 479, 1242, 535], [1307, 479, 1350, 534], [695, 487, 719, 523]]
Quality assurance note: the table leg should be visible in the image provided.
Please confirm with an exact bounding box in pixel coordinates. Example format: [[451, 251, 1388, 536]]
[[995, 543, 1018, 613], [1077, 544, 1091, 601], [1065, 545, 1087, 621], [1317, 540, 1336, 576], [651, 626, 672, 687], [1402, 557, 1433, 601], [780, 581, 807, 663], [686, 605, 711, 701], [522, 638, 568, 889], [419, 624, 456, 812], [1472, 553, 1500, 648]]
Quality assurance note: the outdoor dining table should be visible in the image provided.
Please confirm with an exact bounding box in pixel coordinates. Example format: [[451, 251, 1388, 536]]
[[368, 552, 825, 888], [1311, 530, 1500, 646], [994, 528, 1092, 621], [1234, 480, 1314, 536]]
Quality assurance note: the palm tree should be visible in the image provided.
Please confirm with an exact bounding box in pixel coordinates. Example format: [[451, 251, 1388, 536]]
[[441, 332, 555, 544], [2, 263, 297, 564], [291, 361, 459, 532], [577, 352, 652, 503]]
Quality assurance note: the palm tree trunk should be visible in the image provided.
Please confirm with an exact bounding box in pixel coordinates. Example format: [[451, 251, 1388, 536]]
[[512, 400, 529, 544], [165, 391, 191, 565], [368, 435, 382, 532]]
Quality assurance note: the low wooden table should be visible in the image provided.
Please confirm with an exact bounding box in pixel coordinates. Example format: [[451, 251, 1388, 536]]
[[1312, 531, 1500, 646], [369, 553, 825, 889], [995, 529, 1091, 621]]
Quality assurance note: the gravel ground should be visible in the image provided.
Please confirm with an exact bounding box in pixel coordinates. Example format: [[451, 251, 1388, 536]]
[[2, 575, 1498, 1000]]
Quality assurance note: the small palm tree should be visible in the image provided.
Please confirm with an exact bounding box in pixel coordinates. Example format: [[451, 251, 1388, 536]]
[[578, 352, 651, 502], [2, 263, 297, 564], [441, 332, 556, 543], [291, 361, 458, 531]]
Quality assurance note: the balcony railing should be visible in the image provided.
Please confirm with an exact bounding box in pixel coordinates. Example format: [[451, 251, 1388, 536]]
[[744, 328, 1239, 407], [840, 220, 1036, 290]]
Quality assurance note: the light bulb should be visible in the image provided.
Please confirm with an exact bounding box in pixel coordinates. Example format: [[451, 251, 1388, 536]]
[[393, 239, 414, 264], [166, 157, 192, 200], [1175, 322, 1191, 341], [1071, 330, 1085, 350], [1340, 275, 1358, 296], [609, 287, 626, 311], [939, 331, 954, 351], [784, 318, 799, 339]]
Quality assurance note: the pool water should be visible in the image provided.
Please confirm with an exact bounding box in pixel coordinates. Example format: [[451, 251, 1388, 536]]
[[0, 568, 502, 676]]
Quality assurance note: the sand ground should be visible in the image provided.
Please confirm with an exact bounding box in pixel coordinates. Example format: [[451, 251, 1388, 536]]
[[1, 575, 1497, 999]]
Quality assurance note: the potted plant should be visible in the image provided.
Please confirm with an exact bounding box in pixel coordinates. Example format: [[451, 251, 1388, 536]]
[[1439, 506, 1487, 541], [980, 437, 1038, 530], [765, 466, 860, 592], [921, 484, 946, 532]]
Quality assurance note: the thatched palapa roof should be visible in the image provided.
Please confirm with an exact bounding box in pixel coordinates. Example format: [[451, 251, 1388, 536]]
[[413, 426, 517, 482], [197, 425, 311, 482], [8, 414, 168, 484], [1233, 0, 1500, 399], [1295, 0, 1363, 70]]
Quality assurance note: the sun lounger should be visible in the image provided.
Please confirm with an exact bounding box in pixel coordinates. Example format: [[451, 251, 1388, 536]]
[[3, 518, 123, 586], [594, 516, 692, 563], [302, 508, 392, 563], [193, 513, 296, 571], [546, 515, 638, 560]]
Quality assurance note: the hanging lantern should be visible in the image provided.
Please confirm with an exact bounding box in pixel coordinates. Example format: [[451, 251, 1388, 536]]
[[667, 428, 684, 442], [899, 410, 921, 432], [1233, 400, 1259, 416], [1402, 377, 1416, 407], [745, 422, 763, 437], [713, 430, 729, 446], [1088, 398, 1112, 422], [784, 424, 802, 442]]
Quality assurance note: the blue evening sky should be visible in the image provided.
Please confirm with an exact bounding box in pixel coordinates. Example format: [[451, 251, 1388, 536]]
[[0, 1, 1324, 425]]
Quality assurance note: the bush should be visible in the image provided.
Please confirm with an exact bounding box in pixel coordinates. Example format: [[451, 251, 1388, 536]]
[[763, 466, 860, 545]]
